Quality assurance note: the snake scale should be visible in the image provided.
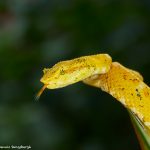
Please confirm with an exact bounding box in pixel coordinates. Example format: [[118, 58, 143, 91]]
[[36, 54, 150, 133]]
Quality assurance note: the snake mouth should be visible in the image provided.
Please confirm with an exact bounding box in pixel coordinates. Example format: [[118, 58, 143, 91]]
[[35, 84, 48, 101]]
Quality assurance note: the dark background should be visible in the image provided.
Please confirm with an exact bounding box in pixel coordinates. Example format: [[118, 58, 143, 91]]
[[0, 0, 150, 150]]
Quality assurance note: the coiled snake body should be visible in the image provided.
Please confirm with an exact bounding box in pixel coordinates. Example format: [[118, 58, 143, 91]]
[[37, 54, 150, 133]]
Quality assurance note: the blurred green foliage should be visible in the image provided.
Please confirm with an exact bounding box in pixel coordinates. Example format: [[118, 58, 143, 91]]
[[0, 0, 150, 149]]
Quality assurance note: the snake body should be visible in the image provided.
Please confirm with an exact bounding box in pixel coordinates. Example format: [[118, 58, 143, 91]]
[[37, 54, 150, 132]]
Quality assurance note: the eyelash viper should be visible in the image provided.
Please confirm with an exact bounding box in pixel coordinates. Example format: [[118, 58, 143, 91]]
[[36, 54, 150, 134]]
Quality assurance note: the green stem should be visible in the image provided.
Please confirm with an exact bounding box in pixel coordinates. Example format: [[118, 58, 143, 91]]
[[128, 110, 150, 150]]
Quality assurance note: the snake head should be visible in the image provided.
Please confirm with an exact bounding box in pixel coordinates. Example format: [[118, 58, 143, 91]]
[[40, 54, 112, 89], [40, 62, 98, 89], [36, 54, 112, 100], [40, 61, 70, 89]]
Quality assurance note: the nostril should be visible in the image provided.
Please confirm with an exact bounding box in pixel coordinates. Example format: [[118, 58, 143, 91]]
[[40, 78, 47, 84]]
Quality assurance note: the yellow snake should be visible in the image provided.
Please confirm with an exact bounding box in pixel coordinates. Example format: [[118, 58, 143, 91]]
[[36, 54, 150, 133]]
